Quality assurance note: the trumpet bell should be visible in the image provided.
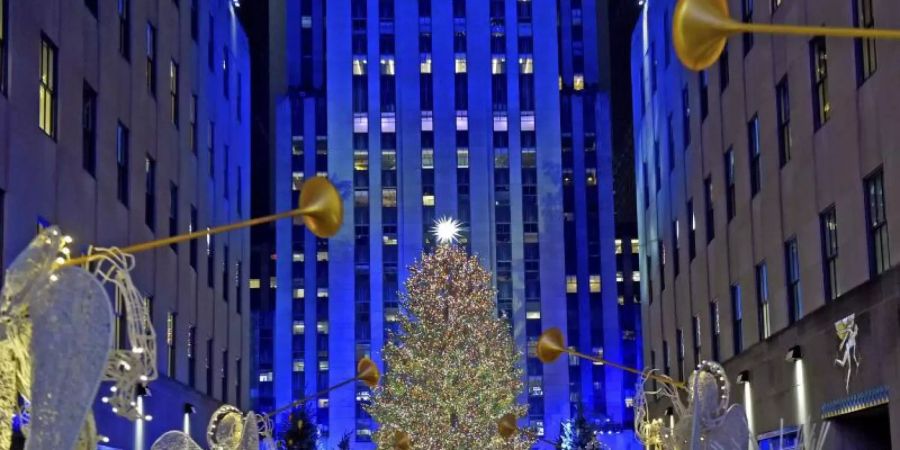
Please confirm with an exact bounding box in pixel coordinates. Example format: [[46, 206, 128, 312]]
[[357, 357, 380, 389], [296, 176, 343, 238], [673, 0, 735, 71], [497, 413, 518, 440], [536, 327, 566, 364]]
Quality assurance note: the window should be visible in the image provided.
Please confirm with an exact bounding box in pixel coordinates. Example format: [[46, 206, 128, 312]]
[[146, 23, 156, 96], [853, 0, 877, 84], [169, 183, 179, 252], [692, 315, 701, 365], [190, 0, 198, 40], [170, 60, 179, 125], [698, 71, 708, 120], [755, 263, 770, 340], [207, 233, 215, 288], [187, 325, 196, 387], [116, 123, 130, 206], [709, 300, 721, 361], [222, 245, 229, 302], [742, 0, 753, 54], [663, 12, 671, 67], [145, 156, 156, 230], [776, 76, 792, 165], [190, 95, 198, 153], [189, 206, 198, 269], [771, 0, 782, 11], [672, 220, 680, 276], [865, 168, 890, 276], [164, 312, 177, 377], [676, 329, 685, 381], [687, 199, 696, 260], [667, 114, 675, 171], [682, 86, 691, 148], [731, 284, 743, 354], [85, 0, 98, 16], [39, 36, 57, 138], [719, 48, 729, 91], [820, 206, 839, 301], [118, 0, 130, 60], [209, 121, 215, 177], [725, 148, 735, 220], [705, 177, 715, 243], [453, 0, 465, 17], [785, 238, 802, 324], [748, 115, 760, 196], [82, 82, 97, 175], [810, 37, 830, 129], [223, 46, 230, 98], [0, 0, 7, 93]]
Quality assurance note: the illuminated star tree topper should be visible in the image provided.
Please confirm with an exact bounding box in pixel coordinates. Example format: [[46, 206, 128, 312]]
[[431, 216, 463, 244]]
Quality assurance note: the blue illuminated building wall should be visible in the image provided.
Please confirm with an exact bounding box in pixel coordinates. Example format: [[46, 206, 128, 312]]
[[250, 0, 640, 447]]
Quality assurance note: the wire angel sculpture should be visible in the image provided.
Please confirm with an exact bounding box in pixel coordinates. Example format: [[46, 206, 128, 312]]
[[834, 314, 860, 393], [0, 227, 114, 450], [635, 361, 750, 450], [150, 404, 276, 450]]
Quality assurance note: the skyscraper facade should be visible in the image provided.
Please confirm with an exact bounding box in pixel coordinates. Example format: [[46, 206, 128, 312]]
[[0, 0, 251, 447], [248, 0, 639, 447], [632, 0, 900, 446]]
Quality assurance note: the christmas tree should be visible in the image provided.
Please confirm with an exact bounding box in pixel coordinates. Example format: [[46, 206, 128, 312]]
[[367, 218, 533, 449], [557, 407, 604, 450], [280, 406, 319, 450]]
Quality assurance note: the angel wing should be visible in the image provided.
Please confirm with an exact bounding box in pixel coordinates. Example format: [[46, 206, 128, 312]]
[[25, 265, 113, 450], [151, 431, 205, 450]]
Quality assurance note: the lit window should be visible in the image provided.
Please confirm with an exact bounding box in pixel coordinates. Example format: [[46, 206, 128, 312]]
[[318, 361, 329, 371], [625, 397, 634, 408], [457, 149, 469, 168], [616, 271, 624, 282], [422, 194, 435, 206], [292, 252, 304, 262], [382, 149, 397, 170], [292, 172, 304, 190], [383, 234, 398, 245], [380, 57, 395, 75], [353, 57, 367, 75], [420, 54, 432, 73], [592, 347, 604, 365], [293, 360, 304, 372], [566, 276, 577, 293], [318, 398, 329, 407], [615, 239, 623, 254], [353, 113, 369, 133], [585, 168, 597, 186], [421, 112, 433, 131], [354, 150, 368, 171], [293, 288, 304, 299], [317, 321, 329, 334], [493, 113, 508, 131], [589, 275, 601, 293], [355, 190, 369, 207], [573, 74, 584, 91], [317, 251, 328, 262], [631, 239, 640, 254], [39, 36, 57, 137], [526, 311, 541, 320], [519, 56, 533, 74], [521, 111, 535, 131], [456, 111, 469, 130], [382, 188, 397, 207], [422, 149, 434, 169], [491, 56, 505, 74], [385, 308, 400, 322], [381, 113, 396, 132], [632, 271, 641, 282], [617, 295, 625, 305], [316, 288, 329, 298], [259, 371, 273, 382], [249, 279, 261, 289], [293, 321, 305, 335], [269, 277, 277, 288], [455, 55, 467, 73]]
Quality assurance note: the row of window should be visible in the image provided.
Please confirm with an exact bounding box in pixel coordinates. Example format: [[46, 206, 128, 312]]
[[657, 168, 889, 366]]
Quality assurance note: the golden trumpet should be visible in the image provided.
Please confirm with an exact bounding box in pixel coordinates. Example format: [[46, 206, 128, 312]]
[[673, 0, 900, 70], [497, 413, 518, 440], [536, 328, 686, 389], [357, 356, 380, 389], [62, 176, 343, 267]]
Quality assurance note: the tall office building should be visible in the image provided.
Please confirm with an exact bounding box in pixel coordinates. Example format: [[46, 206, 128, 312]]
[[0, 0, 251, 448], [247, 0, 639, 447], [633, 0, 900, 447]]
